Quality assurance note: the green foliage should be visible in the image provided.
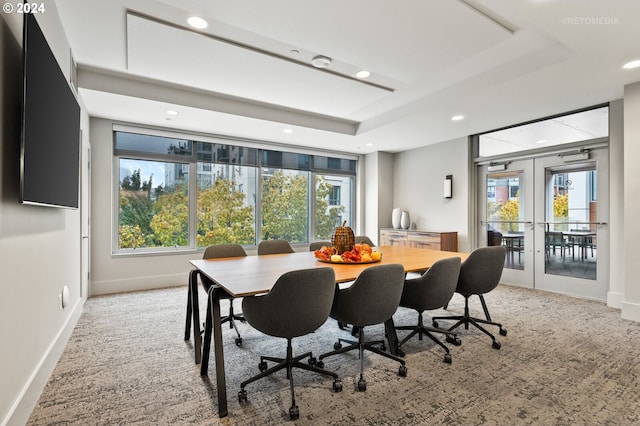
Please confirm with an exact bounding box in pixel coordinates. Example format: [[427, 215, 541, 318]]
[[261, 171, 309, 243], [118, 224, 146, 248], [554, 194, 569, 218], [149, 185, 189, 246], [118, 169, 350, 249], [499, 198, 520, 232], [197, 179, 255, 246]]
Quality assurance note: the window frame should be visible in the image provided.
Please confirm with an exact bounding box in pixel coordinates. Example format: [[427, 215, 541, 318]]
[[112, 127, 357, 255]]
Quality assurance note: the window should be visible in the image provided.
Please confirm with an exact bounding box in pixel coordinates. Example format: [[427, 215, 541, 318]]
[[113, 130, 356, 253]]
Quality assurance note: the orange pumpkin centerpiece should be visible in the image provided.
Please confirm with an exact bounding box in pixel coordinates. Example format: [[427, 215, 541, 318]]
[[331, 221, 355, 255]]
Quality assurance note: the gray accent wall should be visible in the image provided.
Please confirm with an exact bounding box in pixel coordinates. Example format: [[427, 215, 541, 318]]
[[392, 136, 470, 252]]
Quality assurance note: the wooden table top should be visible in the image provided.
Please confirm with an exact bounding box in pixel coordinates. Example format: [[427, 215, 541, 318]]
[[190, 245, 468, 298]]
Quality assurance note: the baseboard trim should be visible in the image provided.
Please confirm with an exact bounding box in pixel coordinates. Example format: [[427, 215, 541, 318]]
[[91, 273, 187, 296], [607, 291, 624, 309], [622, 300, 640, 322], [4, 298, 84, 426]]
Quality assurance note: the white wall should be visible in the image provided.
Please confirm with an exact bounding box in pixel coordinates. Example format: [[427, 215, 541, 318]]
[[608, 99, 624, 308], [392, 137, 470, 252], [360, 151, 394, 245], [622, 82, 640, 321], [0, 8, 86, 425], [89, 118, 195, 295]]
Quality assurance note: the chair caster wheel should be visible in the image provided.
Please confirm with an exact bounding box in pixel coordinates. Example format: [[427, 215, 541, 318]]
[[398, 365, 408, 377], [444, 353, 452, 364], [338, 321, 348, 330], [432, 320, 439, 328], [492, 340, 501, 350], [380, 343, 386, 351], [289, 405, 299, 420], [238, 389, 247, 402], [446, 335, 461, 346], [316, 360, 325, 368], [308, 357, 317, 366], [235, 337, 243, 346], [357, 379, 367, 392], [499, 328, 507, 336], [333, 379, 343, 392], [258, 361, 268, 371], [334, 342, 342, 350]]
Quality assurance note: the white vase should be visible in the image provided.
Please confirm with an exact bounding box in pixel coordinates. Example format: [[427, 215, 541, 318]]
[[401, 211, 411, 229], [391, 208, 402, 229]]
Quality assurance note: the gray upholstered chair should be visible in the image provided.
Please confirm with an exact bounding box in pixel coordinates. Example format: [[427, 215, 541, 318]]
[[354, 235, 375, 246], [318, 264, 407, 391], [257, 239, 295, 255], [309, 241, 331, 251], [238, 268, 342, 420], [432, 246, 508, 349], [184, 244, 247, 358], [394, 257, 462, 363]]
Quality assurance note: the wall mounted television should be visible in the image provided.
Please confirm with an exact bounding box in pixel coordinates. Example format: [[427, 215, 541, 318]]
[[20, 13, 81, 209]]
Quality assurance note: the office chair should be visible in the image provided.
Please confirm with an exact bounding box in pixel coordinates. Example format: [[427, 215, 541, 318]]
[[184, 244, 247, 363], [309, 241, 331, 251], [432, 246, 507, 349], [238, 268, 342, 420], [394, 257, 462, 363], [257, 239, 295, 255], [354, 235, 375, 246], [318, 264, 407, 391]]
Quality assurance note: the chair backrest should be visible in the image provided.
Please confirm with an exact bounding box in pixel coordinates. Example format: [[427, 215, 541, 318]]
[[331, 263, 405, 327], [258, 239, 295, 255], [200, 244, 248, 291], [456, 246, 506, 296], [242, 268, 336, 338], [400, 257, 461, 312], [354, 235, 375, 246], [203, 244, 247, 259], [487, 230, 503, 246], [309, 241, 331, 251]]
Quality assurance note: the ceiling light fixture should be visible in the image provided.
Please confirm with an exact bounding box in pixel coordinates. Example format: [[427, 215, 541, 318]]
[[451, 115, 465, 121], [282, 128, 293, 134], [311, 55, 332, 68], [355, 70, 371, 79], [187, 16, 208, 29], [166, 110, 179, 115], [623, 59, 640, 69], [536, 139, 547, 144]]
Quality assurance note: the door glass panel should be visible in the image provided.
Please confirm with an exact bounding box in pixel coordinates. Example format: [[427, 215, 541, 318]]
[[486, 171, 525, 270], [544, 168, 597, 280]]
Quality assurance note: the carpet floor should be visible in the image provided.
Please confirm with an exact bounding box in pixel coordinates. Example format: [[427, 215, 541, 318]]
[[28, 284, 640, 425]]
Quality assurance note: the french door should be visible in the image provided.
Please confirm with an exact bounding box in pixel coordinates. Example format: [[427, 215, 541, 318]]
[[477, 147, 609, 300]]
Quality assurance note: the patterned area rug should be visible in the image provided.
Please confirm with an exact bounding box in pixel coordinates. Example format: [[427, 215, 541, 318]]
[[28, 284, 640, 425]]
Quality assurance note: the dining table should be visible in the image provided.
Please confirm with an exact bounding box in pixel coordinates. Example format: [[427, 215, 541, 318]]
[[189, 245, 467, 417]]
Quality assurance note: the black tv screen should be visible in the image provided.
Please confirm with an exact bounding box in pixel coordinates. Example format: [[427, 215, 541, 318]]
[[20, 13, 80, 209]]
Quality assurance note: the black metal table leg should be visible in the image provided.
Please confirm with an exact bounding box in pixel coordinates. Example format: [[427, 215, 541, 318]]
[[200, 286, 228, 417]]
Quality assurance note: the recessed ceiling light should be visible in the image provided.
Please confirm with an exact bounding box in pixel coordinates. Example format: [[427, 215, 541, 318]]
[[290, 49, 300, 55], [623, 59, 640, 69], [282, 128, 293, 134], [311, 55, 332, 68], [365, 143, 374, 147], [166, 110, 179, 115], [355, 70, 371, 79], [536, 139, 547, 144], [187, 16, 208, 29], [451, 115, 465, 121]]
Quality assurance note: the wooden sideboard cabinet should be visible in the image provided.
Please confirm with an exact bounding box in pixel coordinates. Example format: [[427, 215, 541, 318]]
[[379, 229, 458, 252]]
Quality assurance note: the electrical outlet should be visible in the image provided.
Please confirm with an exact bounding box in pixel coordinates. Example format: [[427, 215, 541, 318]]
[[58, 294, 63, 310]]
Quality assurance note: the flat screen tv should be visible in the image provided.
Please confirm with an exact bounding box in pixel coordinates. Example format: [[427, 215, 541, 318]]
[[20, 13, 81, 209]]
